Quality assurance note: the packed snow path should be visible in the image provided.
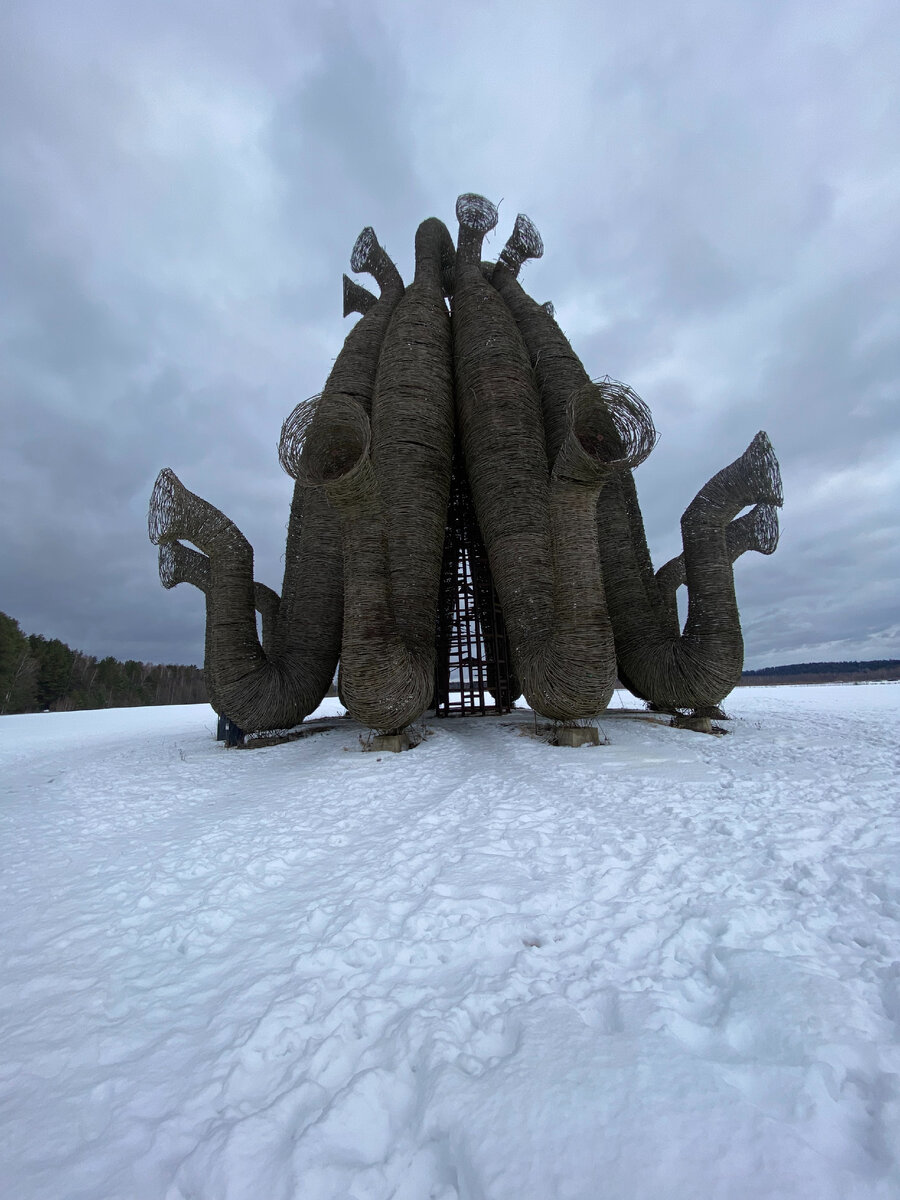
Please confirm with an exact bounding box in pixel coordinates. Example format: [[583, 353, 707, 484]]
[[1, 685, 898, 1199]]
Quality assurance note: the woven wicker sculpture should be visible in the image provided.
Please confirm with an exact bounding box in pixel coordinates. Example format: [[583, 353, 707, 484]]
[[150, 193, 782, 738]]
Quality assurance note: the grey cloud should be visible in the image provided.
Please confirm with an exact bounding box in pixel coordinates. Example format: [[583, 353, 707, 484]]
[[1, 0, 898, 675]]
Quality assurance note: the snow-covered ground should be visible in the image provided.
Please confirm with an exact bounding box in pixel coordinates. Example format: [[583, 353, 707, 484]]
[[1, 684, 898, 1200]]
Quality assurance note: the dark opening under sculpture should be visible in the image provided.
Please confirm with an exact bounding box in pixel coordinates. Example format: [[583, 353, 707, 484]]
[[149, 193, 783, 743]]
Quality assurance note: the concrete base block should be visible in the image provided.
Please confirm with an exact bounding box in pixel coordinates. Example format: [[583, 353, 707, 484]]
[[555, 725, 601, 748], [672, 714, 713, 734], [368, 731, 412, 753]]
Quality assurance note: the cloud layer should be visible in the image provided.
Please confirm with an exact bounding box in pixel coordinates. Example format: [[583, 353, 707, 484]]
[[2, 0, 898, 669]]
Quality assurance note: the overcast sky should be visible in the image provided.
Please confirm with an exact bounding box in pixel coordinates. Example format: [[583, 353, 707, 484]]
[[2, 0, 898, 671]]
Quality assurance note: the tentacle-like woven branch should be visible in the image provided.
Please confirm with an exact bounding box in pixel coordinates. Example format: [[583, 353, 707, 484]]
[[159, 539, 282, 661], [299, 396, 433, 733], [607, 432, 784, 709], [370, 218, 456, 661], [148, 468, 309, 729], [656, 502, 781, 601], [269, 228, 405, 729]]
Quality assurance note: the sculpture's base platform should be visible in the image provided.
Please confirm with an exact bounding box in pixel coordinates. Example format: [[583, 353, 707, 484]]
[[672, 714, 714, 734], [554, 725, 601, 748], [368, 731, 413, 754]]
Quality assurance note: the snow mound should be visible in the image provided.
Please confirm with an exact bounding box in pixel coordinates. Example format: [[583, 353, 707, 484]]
[[1, 684, 898, 1198]]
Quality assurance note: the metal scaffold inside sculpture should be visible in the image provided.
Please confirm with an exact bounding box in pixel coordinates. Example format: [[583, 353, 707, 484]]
[[149, 193, 783, 745]]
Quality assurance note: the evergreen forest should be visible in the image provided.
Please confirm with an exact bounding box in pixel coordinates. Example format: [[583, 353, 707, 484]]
[[0, 612, 207, 715]]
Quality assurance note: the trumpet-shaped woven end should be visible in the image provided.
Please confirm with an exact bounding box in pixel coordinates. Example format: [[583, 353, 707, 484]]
[[743, 502, 780, 555], [342, 274, 376, 318], [159, 539, 210, 591], [279, 393, 370, 487], [279, 394, 321, 481], [158, 541, 178, 588], [574, 379, 658, 470], [498, 213, 544, 276], [350, 227, 379, 275], [746, 431, 784, 507], [553, 381, 657, 486], [455, 193, 499, 235], [350, 226, 403, 295], [148, 467, 180, 545]]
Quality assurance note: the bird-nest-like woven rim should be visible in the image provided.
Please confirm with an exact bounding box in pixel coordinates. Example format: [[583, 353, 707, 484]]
[[574, 378, 659, 470], [350, 226, 379, 275], [456, 193, 499, 234], [148, 467, 179, 545], [746, 430, 784, 508], [279, 393, 370, 488]]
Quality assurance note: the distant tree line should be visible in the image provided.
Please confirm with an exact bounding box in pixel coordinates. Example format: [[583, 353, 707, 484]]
[[0, 612, 207, 715], [741, 659, 900, 686]]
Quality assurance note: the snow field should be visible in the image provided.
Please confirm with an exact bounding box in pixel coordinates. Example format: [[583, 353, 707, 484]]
[[0, 684, 898, 1199]]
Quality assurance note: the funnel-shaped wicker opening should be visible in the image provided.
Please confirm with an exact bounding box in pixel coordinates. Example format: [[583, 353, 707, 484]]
[[752, 502, 780, 554], [349, 226, 402, 296], [278, 394, 319, 480], [343, 273, 376, 317], [158, 540, 178, 588], [735, 502, 780, 556], [456, 193, 499, 234], [498, 213, 544, 276], [746, 431, 784, 507], [148, 468, 179, 545], [576, 379, 658, 470], [350, 226, 379, 275], [290, 395, 370, 487], [158, 539, 210, 592]]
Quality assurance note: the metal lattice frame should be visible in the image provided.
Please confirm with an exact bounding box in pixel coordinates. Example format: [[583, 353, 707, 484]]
[[435, 456, 514, 716]]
